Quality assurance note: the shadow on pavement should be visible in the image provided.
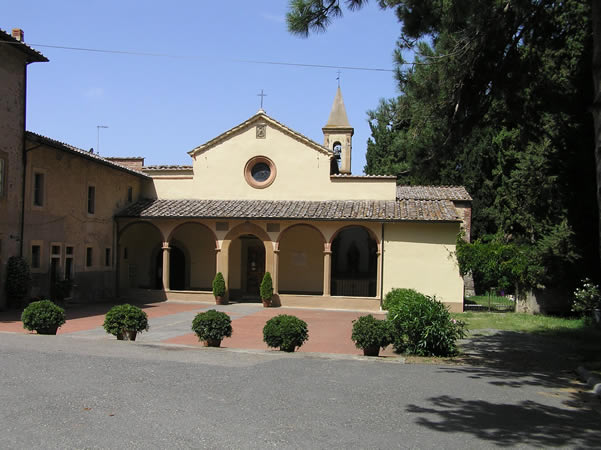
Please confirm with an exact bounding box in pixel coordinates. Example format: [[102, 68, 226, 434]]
[[405, 328, 601, 446], [407, 395, 601, 447]]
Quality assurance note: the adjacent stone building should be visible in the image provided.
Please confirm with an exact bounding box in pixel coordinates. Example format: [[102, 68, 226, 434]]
[[0, 29, 47, 308]]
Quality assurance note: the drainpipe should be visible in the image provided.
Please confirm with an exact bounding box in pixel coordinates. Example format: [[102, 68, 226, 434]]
[[19, 65, 28, 257]]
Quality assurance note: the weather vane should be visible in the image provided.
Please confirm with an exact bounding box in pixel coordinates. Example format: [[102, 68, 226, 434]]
[[257, 89, 267, 109]]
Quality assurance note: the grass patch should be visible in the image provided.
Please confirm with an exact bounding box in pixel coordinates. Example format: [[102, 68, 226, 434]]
[[453, 312, 590, 332]]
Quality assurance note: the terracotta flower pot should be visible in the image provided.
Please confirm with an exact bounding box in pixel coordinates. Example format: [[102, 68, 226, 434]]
[[215, 296, 228, 305], [203, 338, 222, 347], [117, 330, 137, 341], [37, 327, 58, 335], [362, 345, 380, 357], [262, 298, 272, 308]]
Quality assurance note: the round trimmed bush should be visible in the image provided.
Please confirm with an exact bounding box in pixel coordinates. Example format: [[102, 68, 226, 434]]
[[387, 291, 466, 356], [191, 309, 232, 346], [263, 314, 308, 352], [382, 288, 425, 311], [351, 314, 392, 355], [21, 299, 66, 335], [103, 304, 149, 339]]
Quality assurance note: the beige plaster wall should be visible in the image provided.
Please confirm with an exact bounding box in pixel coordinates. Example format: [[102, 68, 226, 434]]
[[382, 222, 464, 307], [23, 143, 148, 301], [149, 123, 396, 201], [119, 222, 163, 290], [278, 225, 324, 294], [0, 46, 26, 308], [170, 223, 216, 289]]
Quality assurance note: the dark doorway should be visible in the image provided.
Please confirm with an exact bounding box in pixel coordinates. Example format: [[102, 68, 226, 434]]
[[244, 237, 265, 297], [331, 227, 377, 297], [155, 245, 186, 290]]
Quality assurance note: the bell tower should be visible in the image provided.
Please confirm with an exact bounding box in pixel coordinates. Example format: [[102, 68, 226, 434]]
[[323, 87, 354, 174]]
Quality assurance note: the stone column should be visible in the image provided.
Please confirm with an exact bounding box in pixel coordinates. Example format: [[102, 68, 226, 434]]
[[215, 245, 221, 273], [323, 242, 332, 296], [376, 242, 383, 299], [272, 242, 279, 294], [162, 242, 171, 291]]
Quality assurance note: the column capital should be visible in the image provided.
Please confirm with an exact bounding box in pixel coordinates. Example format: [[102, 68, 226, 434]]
[[323, 242, 332, 253], [162, 242, 171, 250]]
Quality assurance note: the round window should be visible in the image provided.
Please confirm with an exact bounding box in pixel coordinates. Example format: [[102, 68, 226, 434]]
[[251, 162, 271, 182], [244, 156, 276, 188]]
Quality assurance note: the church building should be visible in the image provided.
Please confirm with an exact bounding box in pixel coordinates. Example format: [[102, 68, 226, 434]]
[[117, 88, 471, 312], [1, 28, 470, 312]]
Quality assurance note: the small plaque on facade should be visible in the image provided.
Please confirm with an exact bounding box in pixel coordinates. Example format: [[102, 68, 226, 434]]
[[266, 223, 280, 232], [256, 124, 266, 139], [216, 222, 229, 231]]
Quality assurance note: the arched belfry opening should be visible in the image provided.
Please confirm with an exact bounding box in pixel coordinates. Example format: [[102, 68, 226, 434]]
[[331, 226, 377, 297], [323, 87, 354, 174]]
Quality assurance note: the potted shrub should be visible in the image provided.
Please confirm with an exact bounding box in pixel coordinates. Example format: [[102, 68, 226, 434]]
[[6, 256, 32, 309], [263, 314, 308, 352], [212, 272, 227, 305], [572, 278, 601, 326], [351, 314, 392, 357], [192, 309, 232, 347], [103, 304, 149, 341], [260, 272, 273, 307], [21, 299, 66, 335]]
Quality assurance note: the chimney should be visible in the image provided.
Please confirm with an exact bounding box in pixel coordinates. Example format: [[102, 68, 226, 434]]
[[11, 28, 24, 42]]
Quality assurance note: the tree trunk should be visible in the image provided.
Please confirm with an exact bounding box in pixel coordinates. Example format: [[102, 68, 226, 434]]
[[593, 0, 601, 274]]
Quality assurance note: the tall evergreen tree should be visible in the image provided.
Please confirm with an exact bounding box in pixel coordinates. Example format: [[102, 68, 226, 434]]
[[288, 0, 598, 290]]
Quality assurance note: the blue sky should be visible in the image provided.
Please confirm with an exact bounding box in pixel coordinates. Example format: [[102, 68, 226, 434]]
[[4, 1, 401, 174]]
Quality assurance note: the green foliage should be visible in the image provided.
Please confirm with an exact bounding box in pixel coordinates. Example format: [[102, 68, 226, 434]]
[[191, 309, 232, 342], [103, 304, 149, 337], [387, 291, 466, 356], [382, 288, 425, 310], [6, 256, 31, 304], [263, 314, 309, 352], [21, 299, 66, 334], [212, 272, 226, 298], [260, 272, 273, 301], [351, 314, 392, 350], [572, 278, 601, 316], [289, 0, 598, 293]]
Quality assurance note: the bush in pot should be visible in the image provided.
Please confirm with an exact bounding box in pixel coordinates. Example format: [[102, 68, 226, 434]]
[[386, 289, 466, 356], [192, 309, 232, 347], [263, 314, 308, 352], [6, 256, 32, 309], [103, 304, 149, 341], [21, 299, 66, 335], [212, 272, 227, 305], [351, 314, 392, 357], [572, 278, 601, 325], [260, 272, 273, 307]]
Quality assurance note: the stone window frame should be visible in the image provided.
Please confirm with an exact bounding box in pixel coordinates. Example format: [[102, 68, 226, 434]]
[[85, 246, 94, 269], [30, 240, 44, 272], [32, 168, 46, 209], [0, 152, 7, 198], [244, 155, 276, 189], [87, 184, 96, 215]]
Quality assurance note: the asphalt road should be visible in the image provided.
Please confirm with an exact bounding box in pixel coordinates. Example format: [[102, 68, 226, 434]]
[[0, 333, 599, 449]]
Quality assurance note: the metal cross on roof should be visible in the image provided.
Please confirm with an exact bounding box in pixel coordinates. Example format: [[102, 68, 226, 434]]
[[257, 89, 267, 109], [336, 70, 341, 87]]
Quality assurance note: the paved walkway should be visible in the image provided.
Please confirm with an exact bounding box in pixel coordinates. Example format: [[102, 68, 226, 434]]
[[0, 301, 397, 357]]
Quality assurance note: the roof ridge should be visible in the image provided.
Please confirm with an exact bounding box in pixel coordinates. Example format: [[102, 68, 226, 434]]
[[25, 131, 149, 179], [188, 111, 332, 157]]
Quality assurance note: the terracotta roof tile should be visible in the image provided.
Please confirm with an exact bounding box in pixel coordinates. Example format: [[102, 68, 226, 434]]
[[117, 199, 460, 222], [396, 185, 472, 201]]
